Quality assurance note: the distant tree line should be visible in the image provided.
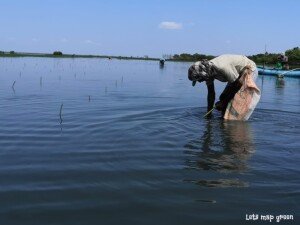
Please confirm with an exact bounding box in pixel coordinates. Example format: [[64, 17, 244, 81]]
[[248, 47, 300, 65], [53, 51, 63, 56], [247, 53, 279, 65], [0, 51, 15, 54], [171, 53, 215, 61], [284, 47, 300, 64], [0, 51, 16, 55], [169, 47, 300, 65], [2, 47, 299, 64]]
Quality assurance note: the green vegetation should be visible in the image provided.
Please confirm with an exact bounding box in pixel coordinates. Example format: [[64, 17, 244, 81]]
[[247, 53, 279, 65], [171, 53, 215, 62], [53, 51, 63, 56], [285, 47, 300, 64], [248, 47, 300, 65], [170, 47, 300, 65]]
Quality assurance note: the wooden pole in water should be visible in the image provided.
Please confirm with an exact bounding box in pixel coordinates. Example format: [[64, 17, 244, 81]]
[[263, 44, 267, 69]]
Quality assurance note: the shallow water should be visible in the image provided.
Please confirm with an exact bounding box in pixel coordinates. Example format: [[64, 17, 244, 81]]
[[0, 58, 299, 225]]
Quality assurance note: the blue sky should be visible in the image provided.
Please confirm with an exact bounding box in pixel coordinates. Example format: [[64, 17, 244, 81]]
[[0, 0, 299, 57]]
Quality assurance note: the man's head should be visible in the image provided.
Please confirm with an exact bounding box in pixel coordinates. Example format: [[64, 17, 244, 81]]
[[188, 60, 213, 86]]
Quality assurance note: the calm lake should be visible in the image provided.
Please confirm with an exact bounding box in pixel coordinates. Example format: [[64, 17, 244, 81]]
[[0, 57, 299, 225]]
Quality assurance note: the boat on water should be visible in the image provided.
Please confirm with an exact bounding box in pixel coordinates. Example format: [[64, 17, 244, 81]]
[[257, 67, 300, 78]]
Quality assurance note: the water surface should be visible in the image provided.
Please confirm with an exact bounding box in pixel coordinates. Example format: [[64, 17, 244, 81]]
[[0, 58, 299, 224]]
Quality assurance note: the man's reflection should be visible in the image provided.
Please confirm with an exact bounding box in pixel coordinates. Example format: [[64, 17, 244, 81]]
[[184, 119, 255, 187]]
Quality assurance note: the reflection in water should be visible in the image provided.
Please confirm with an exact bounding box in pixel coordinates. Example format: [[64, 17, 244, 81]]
[[276, 77, 285, 88], [184, 120, 255, 188], [261, 75, 264, 93], [185, 178, 247, 188], [275, 78, 285, 96], [40, 76, 43, 89], [12, 80, 16, 94]]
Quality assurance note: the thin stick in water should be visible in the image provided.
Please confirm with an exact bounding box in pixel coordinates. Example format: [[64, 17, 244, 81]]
[[59, 103, 64, 124], [12, 81, 16, 89], [203, 107, 215, 118]]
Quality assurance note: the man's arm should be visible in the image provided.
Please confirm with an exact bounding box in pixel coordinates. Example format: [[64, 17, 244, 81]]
[[219, 81, 241, 102], [216, 76, 243, 114], [206, 80, 215, 113]]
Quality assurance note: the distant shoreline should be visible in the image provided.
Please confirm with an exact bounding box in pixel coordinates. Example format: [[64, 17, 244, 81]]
[[1, 50, 299, 66], [0, 51, 160, 61], [0, 51, 205, 63]]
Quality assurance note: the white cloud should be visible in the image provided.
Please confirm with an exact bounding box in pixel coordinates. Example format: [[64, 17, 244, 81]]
[[159, 21, 182, 30], [84, 39, 101, 46]]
